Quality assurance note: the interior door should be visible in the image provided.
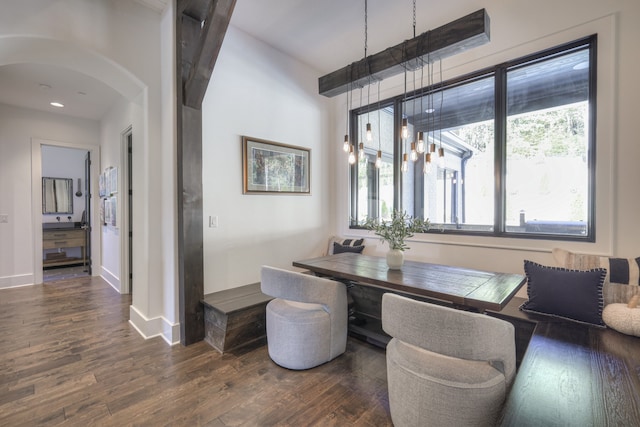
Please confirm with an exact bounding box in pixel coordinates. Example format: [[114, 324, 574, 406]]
[[84, 151, 92, 275]]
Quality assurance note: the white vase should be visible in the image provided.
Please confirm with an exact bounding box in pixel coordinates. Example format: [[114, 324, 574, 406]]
[[386, 249, 404, 270]]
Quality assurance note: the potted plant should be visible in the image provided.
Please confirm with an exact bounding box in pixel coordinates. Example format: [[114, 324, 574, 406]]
[[361, 210, 430, 269]]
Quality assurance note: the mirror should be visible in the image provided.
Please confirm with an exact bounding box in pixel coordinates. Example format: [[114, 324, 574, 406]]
[[42, 177, 73, 214]]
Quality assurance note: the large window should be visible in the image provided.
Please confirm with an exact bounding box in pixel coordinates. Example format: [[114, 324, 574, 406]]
[[350, 36, 596, 241]]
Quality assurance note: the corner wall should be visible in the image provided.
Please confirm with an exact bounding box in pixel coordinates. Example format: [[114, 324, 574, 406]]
[[201, 25, 332, 294]]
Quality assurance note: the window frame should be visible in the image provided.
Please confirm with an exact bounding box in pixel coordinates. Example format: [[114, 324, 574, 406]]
[[349, 35, 597, 242]]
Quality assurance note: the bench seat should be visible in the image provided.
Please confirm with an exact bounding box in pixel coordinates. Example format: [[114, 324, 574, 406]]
[[491, 297, 640, 425], [202, 283, 273, 353]]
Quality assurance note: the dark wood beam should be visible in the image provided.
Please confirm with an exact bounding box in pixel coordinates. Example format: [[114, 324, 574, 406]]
[[183, 0, 236, 109], [176, 0, 235, 346], [319, 9, 490, 98]]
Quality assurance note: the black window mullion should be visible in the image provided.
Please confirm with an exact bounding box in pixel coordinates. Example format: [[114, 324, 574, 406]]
[[494, 67, 507, 235], [349, 109, 359, 226]]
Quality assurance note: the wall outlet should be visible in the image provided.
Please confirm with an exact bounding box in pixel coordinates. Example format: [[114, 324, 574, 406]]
[[209, 215, 218, 228], [0, 214, 8, 223]]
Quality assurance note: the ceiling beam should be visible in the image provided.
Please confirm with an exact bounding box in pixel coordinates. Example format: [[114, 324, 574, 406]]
[[318, 9, 490, 98], [181, 0, 237, 109]]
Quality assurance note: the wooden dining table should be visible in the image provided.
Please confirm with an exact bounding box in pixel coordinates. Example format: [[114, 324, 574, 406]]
[[293, 253, 526, 346], [293, 252, 526, 312]]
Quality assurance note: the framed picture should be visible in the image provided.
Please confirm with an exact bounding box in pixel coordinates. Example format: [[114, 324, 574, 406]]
[[109, 196, 117, 227], [242, 136, 310, 194], [99, 173, 106, 198], [109, 166, 118, 195], [104, 197, 112, 225]]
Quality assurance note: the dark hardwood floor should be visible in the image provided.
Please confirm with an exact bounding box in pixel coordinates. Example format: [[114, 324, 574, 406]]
[[0, 276, 392, 426]]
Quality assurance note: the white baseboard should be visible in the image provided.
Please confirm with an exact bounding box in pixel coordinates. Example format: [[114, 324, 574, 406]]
[[0, 273, 34, 289], [129, 305, 180, 345], [100, 266, 121, 293]]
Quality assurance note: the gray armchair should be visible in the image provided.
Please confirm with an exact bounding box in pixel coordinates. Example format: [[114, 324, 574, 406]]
[[260, 266, 348, 370], [382, 293, 516, 427]]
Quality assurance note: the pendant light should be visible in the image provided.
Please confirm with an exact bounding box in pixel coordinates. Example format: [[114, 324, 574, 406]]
[[358, 86, 365, 163], [410, 3, 419, 163], [417, 52, 426, 154], [437, 58, 445, 167], [343, 71, 351, 153], [401, 44, 409, 173], [364, 0, 373, 143], [428, 57, 437, 155], [424, 152, 432, 174], [375, 80, 383, 169]]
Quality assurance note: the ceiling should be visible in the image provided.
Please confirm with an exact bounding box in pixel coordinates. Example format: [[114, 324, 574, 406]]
[[0, 0, 456, 121], [230, 0, 445, 75], [0, 63, 122, 121]]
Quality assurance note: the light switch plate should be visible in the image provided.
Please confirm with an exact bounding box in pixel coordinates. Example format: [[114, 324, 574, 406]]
[[209, 215, 218, 228], [0, 214, 8, 223]]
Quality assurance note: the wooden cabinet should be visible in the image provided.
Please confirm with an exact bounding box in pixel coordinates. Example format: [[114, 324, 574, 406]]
[[43, 228, 86, 267]]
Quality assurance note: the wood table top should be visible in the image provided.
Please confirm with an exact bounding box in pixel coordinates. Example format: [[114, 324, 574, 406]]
[[293, 253, 526, 312]]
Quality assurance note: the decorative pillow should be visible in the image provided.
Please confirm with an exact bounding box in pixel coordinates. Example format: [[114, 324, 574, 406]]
[[552, 248, 640, 285], [602, 303, 640, 337], [327, 236, 365, 255], [552, 248, 640, 305], [333, 242, 365, 254], [520, 260, 606, 327]]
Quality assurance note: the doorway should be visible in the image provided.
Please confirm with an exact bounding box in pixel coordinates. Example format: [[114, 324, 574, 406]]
[[41, 144, 92, 282], [121, 128, 133, 293]]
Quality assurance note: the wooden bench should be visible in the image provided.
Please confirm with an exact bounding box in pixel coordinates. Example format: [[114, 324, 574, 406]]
[[201, 283, 272, 353], [487, 297, 640, 425]]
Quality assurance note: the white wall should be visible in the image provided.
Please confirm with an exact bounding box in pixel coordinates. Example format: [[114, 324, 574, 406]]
[[99, 97, 135, 291], [0, 103, 99, 288], [332, 0, 640, 298], [201, 25, 332, 293]]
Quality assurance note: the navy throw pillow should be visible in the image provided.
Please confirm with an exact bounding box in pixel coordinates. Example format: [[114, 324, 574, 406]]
[[520, 260, 606, 327], [333, 242, 365, 254]]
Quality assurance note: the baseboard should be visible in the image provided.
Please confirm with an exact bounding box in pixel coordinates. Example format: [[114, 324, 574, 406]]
[[129, 305, 180, 345], [0, 273, 34, 289], [100, 266, 121, 293]]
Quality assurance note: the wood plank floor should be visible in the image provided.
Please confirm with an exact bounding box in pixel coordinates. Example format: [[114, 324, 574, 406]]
[[0, 276, 392, 426]]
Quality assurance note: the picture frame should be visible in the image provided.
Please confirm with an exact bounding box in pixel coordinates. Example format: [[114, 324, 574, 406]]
[[242, 136, 310, 194], [109, 195, 117, 227], [99, 173, 106, 198], [104, 197, 112, 225], [109, 166, 118, 195]]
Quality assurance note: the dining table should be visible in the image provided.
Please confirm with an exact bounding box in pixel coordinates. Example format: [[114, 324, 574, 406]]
[[293, 252, 526, 312]]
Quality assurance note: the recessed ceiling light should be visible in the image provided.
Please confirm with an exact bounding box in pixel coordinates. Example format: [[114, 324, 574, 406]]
[[50, 102, 64, 108], [77, 91, 86, 96], [39, 83, 51, 90], [425, 108, 435, 114]]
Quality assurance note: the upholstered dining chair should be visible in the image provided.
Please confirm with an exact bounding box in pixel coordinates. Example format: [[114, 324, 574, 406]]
[[382, 293, 516, 427], [260, 266, 348, 370]]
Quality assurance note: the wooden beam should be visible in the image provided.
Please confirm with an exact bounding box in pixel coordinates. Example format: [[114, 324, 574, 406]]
[[318, 9, 490, 98], [176, 0, 234, 345], [183, 0, 237, 109]]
